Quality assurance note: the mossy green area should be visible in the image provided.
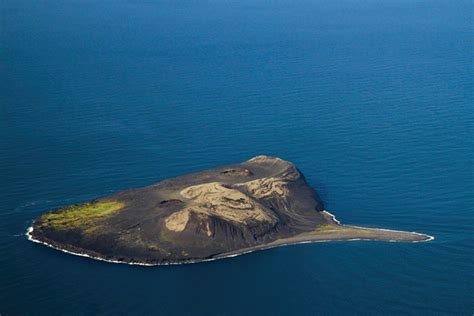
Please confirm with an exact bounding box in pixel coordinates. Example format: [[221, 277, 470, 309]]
[[37, 200, 125, 233]]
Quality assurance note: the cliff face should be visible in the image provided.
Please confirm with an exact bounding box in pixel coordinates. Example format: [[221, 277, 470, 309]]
[[30, 156, 328, 264]]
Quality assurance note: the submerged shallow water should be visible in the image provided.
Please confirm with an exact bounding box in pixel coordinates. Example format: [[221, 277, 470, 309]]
[[1, 0, 472, 314]]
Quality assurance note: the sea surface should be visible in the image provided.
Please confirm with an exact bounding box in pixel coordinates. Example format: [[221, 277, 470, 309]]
[[1, 0, 472, 315]]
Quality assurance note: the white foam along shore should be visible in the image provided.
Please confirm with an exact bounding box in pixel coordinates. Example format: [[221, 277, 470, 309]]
[[26, 210, 434, 267]]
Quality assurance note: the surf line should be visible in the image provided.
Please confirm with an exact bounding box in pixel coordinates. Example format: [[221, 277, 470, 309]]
[[26, 210, 434, 267]]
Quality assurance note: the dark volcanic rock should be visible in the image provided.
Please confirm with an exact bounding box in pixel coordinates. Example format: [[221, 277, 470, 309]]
[[30, 156, 329, 264], [29, 155, 434, 264]]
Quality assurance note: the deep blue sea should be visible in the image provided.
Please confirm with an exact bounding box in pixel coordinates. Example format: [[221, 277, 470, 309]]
[[1, 0, 472, 314]]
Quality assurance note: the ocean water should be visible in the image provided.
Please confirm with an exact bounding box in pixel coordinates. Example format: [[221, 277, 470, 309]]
[[1, 0, 472, 314]]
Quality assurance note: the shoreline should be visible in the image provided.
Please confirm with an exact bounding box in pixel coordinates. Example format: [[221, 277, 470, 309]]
[[26, 210, 434, 267]]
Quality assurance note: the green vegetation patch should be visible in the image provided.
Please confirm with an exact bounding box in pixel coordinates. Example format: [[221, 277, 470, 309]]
[[37, 200, 125, 232]]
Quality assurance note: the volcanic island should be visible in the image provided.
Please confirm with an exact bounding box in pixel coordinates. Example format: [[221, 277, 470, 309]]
[[27, 156, 433, 265]]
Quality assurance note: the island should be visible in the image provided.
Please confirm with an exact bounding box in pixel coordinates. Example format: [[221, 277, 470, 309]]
[[27, 155, 433, 265]]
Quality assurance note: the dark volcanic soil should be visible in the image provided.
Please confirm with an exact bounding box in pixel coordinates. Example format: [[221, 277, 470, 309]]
[[29, 156, 432, 265]]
